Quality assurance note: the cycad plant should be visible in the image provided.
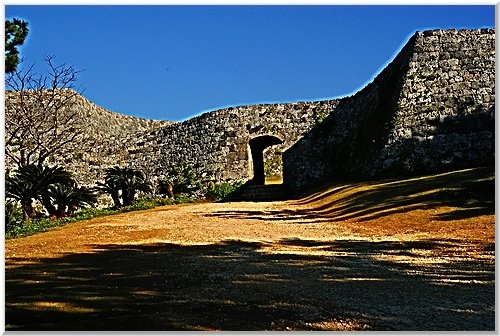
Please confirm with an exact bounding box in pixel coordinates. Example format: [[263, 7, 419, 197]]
[[5, 163, 95, 220], [5, 175, 38, 220], [96, 178, 122, 209], [97, 166, 152, 208], [5, 200, 23, 232], [164, 163, 205, 196], [16, 164, 73, 217], [48, 182, 98, 217]]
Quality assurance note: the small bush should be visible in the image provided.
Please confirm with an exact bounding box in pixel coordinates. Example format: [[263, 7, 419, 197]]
[[172, 194, 195, 204], [5, 200, 23, 233], [123, 198, 160, 212], [205, 181, 243, 201], [162, 163, 206, 197], [156, 198, 175, 206], [72, 207, 120, 220], [121, 196, 193, 212]]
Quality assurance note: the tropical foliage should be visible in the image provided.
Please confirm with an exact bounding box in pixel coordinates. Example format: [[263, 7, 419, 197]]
[[5, 200, 23, 233], [15, 164, 73, 217], [5, 161, 247, 238], [48, 182, 98, 217], [159, 163, 206, 197], [97, 166, 152, 208], [5, 164, 97, 222], [5, 174, 39, 220]]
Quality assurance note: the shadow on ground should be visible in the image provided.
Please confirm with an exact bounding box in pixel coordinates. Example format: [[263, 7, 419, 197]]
[[209, 166, 494, 224], [6, 238, 494, 331]]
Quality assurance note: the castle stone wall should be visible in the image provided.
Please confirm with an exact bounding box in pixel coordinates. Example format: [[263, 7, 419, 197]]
[[128, 100, 338, 186], [283, 29, 495, 191], [5, 29, 494, 196]]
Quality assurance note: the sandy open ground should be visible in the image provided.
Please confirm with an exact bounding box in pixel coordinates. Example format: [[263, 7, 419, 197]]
[[5, 168, 495, 331]]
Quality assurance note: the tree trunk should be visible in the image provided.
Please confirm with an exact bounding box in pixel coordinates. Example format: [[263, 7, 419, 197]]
[[55, 203, 66, 218], [111, 191, 122, 209], [41, 192, 57, 217], [123, 190, 136, 206], [166, 182, 174, 199], [20, 199, 35, 220]]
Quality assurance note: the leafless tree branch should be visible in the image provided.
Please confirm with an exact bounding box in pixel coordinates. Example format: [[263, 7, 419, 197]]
[[5, 56, 87, 168]]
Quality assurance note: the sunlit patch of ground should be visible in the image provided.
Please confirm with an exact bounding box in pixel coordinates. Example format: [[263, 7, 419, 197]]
[[5, 166, 494, 331]]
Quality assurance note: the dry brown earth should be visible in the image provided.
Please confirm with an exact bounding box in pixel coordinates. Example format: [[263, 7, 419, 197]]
[[5, 167, 495, 331]]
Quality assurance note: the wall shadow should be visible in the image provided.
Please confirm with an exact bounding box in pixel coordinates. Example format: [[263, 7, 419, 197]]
[[5, 238, 494, 331], [209, 166, 494, 224]]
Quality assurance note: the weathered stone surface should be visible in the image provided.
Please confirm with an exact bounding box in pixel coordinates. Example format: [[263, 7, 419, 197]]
[[5, 29, 495, 195], [5, 88, 336, 188], [130, 100, 337, 188], [283, 29, 495, 191]]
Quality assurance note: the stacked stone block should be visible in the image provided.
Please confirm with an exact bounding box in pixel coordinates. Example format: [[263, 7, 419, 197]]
[[5, 29, 494, 195], [283, 29, 495, 191]]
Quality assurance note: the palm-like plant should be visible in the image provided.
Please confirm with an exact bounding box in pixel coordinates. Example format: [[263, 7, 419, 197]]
[[5, 175, 38, 220], [16, 164, 73, 217], [5, 164, 86, 220], [166, 163, 204, 195], [121, 174, 152, 206], [96, 178, 122, 209], [98, 166, 152, 208], [5, 199, 23, 233], [48, 182, 98, 217]]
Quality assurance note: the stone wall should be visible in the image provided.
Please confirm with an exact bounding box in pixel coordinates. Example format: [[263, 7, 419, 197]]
[[49, 93, 174, 184], [128, 100, 338, 187], [5, 89, 172, 183], [283, 29, 495, 191], [5, 28, 495, 196], [5, 88, 337, 187]]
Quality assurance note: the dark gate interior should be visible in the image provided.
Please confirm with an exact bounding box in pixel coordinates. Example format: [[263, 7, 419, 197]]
[[249, 135, 283, 185]]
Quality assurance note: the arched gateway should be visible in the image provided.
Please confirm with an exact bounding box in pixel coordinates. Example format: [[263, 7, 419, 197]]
[[248, 135, 283, 185]]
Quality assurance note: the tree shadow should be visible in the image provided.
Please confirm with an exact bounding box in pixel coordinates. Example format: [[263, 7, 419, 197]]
[[6, 238, 494, 331], [208, 166, 494, 224]]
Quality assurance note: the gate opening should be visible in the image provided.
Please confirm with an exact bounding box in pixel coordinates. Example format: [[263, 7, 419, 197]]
[[248, 135, 283, 185]]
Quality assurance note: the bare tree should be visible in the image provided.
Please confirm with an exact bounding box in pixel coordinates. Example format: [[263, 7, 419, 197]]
[[5, 56, 86, 168]]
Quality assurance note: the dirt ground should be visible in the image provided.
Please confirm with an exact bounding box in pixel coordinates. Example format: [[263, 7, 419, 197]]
[[5, 167, 495, 331]]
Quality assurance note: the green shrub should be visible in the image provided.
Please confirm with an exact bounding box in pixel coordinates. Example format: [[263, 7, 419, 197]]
[[97, 166, 152, 208], [162, 163, 206, 197], [156, 198, 175, 206], [121, 196, 193, 212], [205, 181, 243, 201], [72, 207, 120, 220], [5, 200, 23, 233], [173, 194, 195, 204], [122, 198, 159, 212]]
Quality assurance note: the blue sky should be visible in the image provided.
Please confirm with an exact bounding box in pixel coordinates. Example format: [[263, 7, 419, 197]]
[[5, 5, 495, 121]]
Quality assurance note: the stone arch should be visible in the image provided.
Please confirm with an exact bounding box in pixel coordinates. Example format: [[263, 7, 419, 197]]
[[248, 135, 283, 185]]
